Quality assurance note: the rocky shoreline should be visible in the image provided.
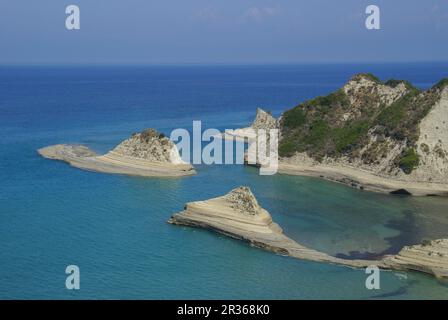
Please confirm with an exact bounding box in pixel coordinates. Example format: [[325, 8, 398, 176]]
[[169, 187, 448, 279], [278, 160, 448, 196], [37, 73, 448, 281], [231, 73, 448, 196], [38, 128, 195, 177]]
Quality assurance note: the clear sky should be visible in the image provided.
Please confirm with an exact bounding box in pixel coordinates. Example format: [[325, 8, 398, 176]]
[[1, 0, 447, 64]]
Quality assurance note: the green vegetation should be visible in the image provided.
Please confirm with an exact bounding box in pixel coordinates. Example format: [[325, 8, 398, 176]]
[[435, 78, 448, 89], [279, 88, 370, 159], [282, 107, 306, 128], [278, 73, 445, 174], [384, 79, 418, 92], [384, 79, 402, 87], [278, 138, 296, 157], [362, 73, 381, 83], [334, 121, 369, 153], [375, 86, 440, 144], [376, 92, 419, 137], [398, 148, 420, 174], [303, 120, 329, 148], [303, 89, 350, 110]]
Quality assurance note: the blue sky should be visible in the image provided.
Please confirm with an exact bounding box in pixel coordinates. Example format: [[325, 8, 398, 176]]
[[0, 0, 447, 64]]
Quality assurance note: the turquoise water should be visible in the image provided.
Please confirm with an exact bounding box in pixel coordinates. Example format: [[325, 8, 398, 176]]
[[1, 64, 448, 299]]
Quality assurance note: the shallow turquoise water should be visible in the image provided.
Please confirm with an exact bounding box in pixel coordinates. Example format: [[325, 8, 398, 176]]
[[1, 64, 448, 299]]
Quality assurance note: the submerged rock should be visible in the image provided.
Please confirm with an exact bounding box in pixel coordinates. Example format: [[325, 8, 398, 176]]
[[38, 128, 195, 177]]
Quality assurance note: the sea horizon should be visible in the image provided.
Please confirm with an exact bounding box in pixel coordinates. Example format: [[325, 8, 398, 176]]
[[2, 60, 448, 67]]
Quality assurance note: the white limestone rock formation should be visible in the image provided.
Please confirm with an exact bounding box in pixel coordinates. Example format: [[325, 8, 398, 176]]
[[384, 239, 448, 279], [169, 187, 386, 268], [169, 186, 448, 279], [38, 128, 195, 177], [220, 108, 278, 142]]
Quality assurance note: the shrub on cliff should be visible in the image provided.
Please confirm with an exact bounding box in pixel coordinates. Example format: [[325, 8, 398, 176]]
[[398, 148, 420, 174]]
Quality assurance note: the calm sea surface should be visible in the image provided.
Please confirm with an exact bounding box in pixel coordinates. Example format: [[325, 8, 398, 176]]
[[1, 63, 448, 299]]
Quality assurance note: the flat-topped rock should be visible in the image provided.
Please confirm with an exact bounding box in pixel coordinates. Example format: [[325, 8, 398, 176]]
[[169, 186, 448, 279], [384, 239, 448, 279], [169, 186, 384, 268], [38, 128, 195, 177], [38, 144, 98, 160]]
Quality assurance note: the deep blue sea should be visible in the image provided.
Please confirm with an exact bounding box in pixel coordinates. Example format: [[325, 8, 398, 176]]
[[1, 63, 448, 299]]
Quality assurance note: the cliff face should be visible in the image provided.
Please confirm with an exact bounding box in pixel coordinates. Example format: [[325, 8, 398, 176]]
[[250, 108, 277, 130], [277, 74, 448, 183], [414, 86, 448, 182], [111, 128, 184, 164]]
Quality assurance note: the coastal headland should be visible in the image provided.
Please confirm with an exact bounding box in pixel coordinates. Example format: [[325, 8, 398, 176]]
[[38, 128, 195, 177], [169, 186, 448, 279], [233, 74, 448, 196]]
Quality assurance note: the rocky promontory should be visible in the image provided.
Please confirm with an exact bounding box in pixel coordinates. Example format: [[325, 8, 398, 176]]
[[38, 128, 195, 177], [169, 186, 448, 279], [384, 239, 448, 279], [169, 186, 378, 266], [238, 74, 448, 196], [219, 108, 277, 142]]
